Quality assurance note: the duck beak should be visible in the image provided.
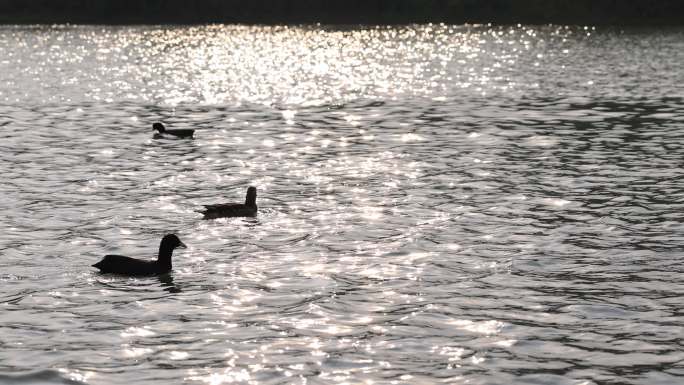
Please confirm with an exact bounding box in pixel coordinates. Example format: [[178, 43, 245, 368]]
[[178, 241, 187, 249]]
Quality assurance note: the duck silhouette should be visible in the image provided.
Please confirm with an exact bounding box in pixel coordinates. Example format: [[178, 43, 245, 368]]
[[92, 234, 187, 276], [200, 186, 257, 219], [152, 122, 195, 139]]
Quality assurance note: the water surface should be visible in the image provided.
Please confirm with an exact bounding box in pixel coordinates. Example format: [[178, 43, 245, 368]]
[[1, 25, 683, 385]]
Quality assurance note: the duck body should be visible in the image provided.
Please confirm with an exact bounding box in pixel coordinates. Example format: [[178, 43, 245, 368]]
[[92, 234, 186, 276], [93, 255, 170, 276], [201, 202, 257, 219], [152, 122, 194, 139], [201, 186, 257, 219]]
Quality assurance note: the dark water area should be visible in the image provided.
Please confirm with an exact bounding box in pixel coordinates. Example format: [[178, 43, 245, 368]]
[[0, 0, 683, 25], [1, 24, 684, 384]]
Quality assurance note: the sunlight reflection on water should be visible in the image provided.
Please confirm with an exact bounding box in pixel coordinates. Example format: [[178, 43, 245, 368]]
[[3, 24, 666, 106]]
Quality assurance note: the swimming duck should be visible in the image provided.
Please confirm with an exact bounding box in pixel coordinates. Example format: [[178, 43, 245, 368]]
[[152, 122, 195, 139], [92, 234, 187, 276], [200, 186, 257, 219]]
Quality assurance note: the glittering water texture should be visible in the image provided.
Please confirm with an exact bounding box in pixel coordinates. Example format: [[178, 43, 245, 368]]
[[1, 25, 684, 385]]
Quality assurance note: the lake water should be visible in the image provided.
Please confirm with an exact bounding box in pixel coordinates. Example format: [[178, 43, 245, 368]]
[[1, 24, 683, 385]]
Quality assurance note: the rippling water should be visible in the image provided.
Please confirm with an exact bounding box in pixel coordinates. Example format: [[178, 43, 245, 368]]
[[1, 24, 684, 385]]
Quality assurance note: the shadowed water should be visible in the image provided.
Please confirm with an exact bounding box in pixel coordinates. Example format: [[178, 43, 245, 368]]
[[1, 25, 683, 385]]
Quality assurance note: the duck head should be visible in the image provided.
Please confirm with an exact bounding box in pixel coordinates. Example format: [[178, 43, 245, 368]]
[[153, 122, 166, 133], [245, 186, 257, 206], [157, 234, 186, 267], [161, 234, 186, 250]]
